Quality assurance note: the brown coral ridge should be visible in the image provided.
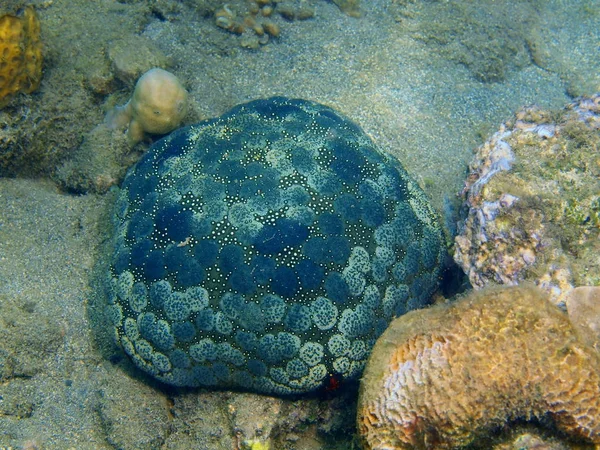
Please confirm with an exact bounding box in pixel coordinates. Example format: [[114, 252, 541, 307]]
[[0, 6, 43, 108], [357, 286, 600, 449]]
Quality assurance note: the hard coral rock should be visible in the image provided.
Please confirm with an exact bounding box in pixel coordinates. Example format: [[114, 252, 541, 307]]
[[357, 285, 600, 449], [0, 6, 43, 108], [104, 96, 445, 395], [454, 94, 600, 306]]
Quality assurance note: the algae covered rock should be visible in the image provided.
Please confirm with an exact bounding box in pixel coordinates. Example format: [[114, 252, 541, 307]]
[[357, 285, 600, 449], [454, 94, 600, 306], [104, 96, 444, 395]]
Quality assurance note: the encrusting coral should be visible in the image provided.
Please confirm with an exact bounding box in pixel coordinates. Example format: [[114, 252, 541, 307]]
[[357, 285, 600, 449], [0, 6, 43, 108], [105, 68, 188, 146]]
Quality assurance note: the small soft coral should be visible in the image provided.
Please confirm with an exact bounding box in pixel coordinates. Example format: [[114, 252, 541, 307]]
[[106, 68, 188, 146]]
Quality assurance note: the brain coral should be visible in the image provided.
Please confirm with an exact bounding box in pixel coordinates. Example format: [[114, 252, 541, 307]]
[[357, 285, 600, 449], [104, 96, 444, 395]]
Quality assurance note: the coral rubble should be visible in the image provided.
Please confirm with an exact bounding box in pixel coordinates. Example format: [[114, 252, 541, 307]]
[[104, 97, 445, 395], [213, 0, 313, 49], [0, 6, 42, 108], [454, 94, 600, 306], [357, 285, 600, 449]]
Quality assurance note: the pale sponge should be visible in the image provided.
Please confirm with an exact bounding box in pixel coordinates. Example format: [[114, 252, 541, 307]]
[[106, 68, 188, 146]]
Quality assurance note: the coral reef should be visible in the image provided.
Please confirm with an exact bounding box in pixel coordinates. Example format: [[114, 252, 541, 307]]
[[157, 386, 356, 449], [0, 1, 151, 179], [357, 285, 600, 449], [0, 6, 42, 108], [105, 68, 188, 147], [104, 96, 445, 395], [454, 94, 600, 306]]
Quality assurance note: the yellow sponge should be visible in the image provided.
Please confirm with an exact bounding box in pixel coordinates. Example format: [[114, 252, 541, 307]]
[[0, 6, 43, 108]]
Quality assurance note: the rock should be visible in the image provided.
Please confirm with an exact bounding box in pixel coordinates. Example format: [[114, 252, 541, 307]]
[[454, 94, 600, 306], [107, 35, 170, 86]]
